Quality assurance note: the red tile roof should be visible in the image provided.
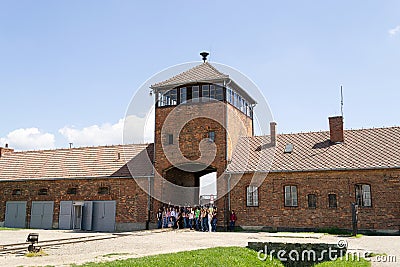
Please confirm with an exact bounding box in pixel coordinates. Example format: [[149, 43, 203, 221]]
[[0, 144, 154, 181], [227, 127, 400, 173]]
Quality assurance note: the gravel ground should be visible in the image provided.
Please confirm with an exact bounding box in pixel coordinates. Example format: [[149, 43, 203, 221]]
[[0, 229, 399, 267]]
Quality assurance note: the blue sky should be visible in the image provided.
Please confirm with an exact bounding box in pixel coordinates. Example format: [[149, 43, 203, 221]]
[[1, 1, 399, 150]]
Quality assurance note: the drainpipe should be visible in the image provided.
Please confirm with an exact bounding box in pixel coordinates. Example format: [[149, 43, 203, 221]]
[[227, 173, 231, 231], [146, 176, 151, 230]]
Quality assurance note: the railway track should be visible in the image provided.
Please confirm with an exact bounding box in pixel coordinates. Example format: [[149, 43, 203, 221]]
[[0, 234, 124, 255], [0, 229, 170, 255]]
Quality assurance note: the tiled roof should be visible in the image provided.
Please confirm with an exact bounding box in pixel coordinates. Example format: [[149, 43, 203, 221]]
[[0, 144, 154, 181], [227, 127, 400, 173], [151, 62, 229, 89]]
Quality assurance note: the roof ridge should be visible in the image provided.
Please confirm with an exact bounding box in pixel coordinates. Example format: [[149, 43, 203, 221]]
[[9, 143, 151, 154]]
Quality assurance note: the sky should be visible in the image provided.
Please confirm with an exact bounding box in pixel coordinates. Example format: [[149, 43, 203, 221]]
[[1, 1, 400, 151]]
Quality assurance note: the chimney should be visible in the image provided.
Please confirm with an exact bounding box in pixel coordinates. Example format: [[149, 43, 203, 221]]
[[329, 116, 344, 143], [0, 145, 14, 157], [270, 121, 277, 146]]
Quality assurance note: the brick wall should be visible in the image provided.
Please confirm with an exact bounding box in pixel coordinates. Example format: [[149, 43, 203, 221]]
[[228, 169, 400, 232], [0, 177, 148, 228]]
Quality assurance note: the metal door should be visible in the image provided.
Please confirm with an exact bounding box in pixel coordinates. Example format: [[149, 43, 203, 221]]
[[30, 201, 54, 229], [58, 201, 73, 229], [82, 201, 93, 231], [92, 201, 116, 232], [5, 201, 27, 228]]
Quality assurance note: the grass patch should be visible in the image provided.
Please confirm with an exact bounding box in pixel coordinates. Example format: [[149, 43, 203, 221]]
[[25, 249, 48, 257], [75, 247, 284, 267], [0, 227, 21, 231], [74, 247, 373, 267]]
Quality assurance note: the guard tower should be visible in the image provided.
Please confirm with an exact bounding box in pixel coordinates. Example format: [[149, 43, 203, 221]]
[[150, 53, 256, 207]]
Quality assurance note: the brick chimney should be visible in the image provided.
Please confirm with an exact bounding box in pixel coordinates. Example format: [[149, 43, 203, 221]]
[[329, 116, 344, 143], [0, 144, 14, 157], [270, 122, 277, 146]]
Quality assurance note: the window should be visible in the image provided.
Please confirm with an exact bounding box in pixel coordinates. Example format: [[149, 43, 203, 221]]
[[215, 84, 224, 100], [157, 89, 177, 107], [246, 186, 258, 206], [210, 85, 216, 99], [38, 188, 48, 195], [98, 187, 110, 195], [284, 185, 298, 207], [208, 131, 215, 142], [67, 188, 77, 195], [355, 184, 371, 207], [180, 87, 187, 104], [12, 189, 21, 196], [308, 194, 317, 208], [167, 134, 174, 145], [192, 86, 199, 103], [202, 85, 209, 102], [328, 194, 337, 208]]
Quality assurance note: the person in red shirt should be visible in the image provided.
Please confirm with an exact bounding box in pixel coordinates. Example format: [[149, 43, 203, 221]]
[[229, 210, 237, 231]]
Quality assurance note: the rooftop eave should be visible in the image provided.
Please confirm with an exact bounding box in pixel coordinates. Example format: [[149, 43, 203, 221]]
[[150, 76, 229, 91]]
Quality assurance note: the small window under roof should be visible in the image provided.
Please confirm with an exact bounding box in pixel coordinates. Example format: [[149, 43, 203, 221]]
[[284, 143, 293, 153]]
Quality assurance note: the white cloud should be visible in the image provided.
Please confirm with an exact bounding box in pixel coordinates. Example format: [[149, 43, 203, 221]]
[[389, 25, 400, 36], [59, 114, 154, 147], [0, 128, 55, 151]]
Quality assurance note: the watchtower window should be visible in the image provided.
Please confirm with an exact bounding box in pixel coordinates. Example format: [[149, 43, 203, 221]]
[[202, 85, 210, 102], [157, 89, 177, 107], [180, 87, 187, 104], [192, 86, 199, 103]]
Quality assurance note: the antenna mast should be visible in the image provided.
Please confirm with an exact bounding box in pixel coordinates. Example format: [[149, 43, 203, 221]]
[[340, 85, 344, 118]]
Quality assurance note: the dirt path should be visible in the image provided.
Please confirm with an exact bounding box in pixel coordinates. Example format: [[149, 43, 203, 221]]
[[0, 229, 398, 266]]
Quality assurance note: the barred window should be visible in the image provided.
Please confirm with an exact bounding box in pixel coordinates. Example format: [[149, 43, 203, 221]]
[[246, 186, 258, 206], [98, 187, 110, 195], [67, 188, 77, 195], [355, 184, 371, 207], [12, 189, 21, 196], [38, 188, 48, 195], [308, 194, 317, 208], [328, 194, 337, 208], [284, 185, 298, 207]]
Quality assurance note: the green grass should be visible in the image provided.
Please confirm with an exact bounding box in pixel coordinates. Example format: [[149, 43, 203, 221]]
[[0, 226, 21, 231], [74, 247, 372, 267], [75, 247, 284, 267]]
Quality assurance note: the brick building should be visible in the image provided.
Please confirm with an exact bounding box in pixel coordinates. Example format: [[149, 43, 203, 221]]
[[0, 58, 399, 233]]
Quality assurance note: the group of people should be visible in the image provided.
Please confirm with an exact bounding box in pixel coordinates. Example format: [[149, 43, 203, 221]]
[[156, 205, 218, 232]]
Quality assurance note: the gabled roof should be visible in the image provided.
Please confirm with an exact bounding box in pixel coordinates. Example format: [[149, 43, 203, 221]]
[[151, 62, 229, 89], [0, 144, 154, 181], [227, 127, 400, 173]]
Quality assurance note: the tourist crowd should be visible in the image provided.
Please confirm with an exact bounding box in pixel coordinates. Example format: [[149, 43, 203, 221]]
[[156, 205, 218, 232]]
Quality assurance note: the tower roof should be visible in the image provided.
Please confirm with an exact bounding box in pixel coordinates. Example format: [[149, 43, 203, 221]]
[[151, 62, 229, 90]]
